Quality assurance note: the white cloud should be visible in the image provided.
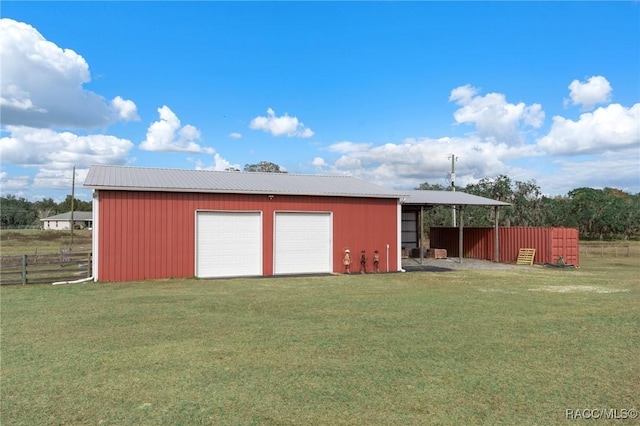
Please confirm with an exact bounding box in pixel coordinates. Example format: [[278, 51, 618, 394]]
[[538, 150, 640, 196], [334, 155, 363, 172], [140, 106, 214, 153], [449, 84, 477, 105], [194, 154, 241, 171], [449, 84, 544, 144], [33, 168, 90, 190], [311, 157, 327, 168], [566, 76, 612, 110], [324, 136, 541, 190], [249, 108, 314, 138], [0, 18, 138, 129], [328, 141, 374, 153], [0, 125, 134, 170], [317, 80, 638, 194], [229, 132, 242, 139], [0, 171, 30, 191], [111, 96, 139, 121], [537, 103, 640, 155]]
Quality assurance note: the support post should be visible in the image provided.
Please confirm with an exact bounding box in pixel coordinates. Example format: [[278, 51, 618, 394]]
[[22, 254, 27, 285], [450, 154, 457, 227], [494, 206, 500, 263], [458, 207, 464, 263], [70, 166, 75, 249], [420, 206, 424, 265]]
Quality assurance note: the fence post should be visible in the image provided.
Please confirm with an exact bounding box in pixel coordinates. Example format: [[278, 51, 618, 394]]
[[88, 252, 92, 278], [22, 254, 27, 285]]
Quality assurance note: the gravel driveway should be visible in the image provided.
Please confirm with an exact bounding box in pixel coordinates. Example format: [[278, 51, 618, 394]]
[[402, 257, 519, 272]]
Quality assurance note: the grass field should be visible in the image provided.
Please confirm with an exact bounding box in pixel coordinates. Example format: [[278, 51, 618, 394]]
[[0, 229, 92, 255], [1, 257, 638, 425]]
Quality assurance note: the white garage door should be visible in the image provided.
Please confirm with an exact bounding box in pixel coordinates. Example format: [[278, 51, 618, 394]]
[[196, 211, 262, 278], [274, 212, 332, 275]]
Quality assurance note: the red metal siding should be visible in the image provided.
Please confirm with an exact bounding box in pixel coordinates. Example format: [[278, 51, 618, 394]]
[[429, 227, 493, 259], [463, 228, 493, 260], [97, 191, 399, 282], [429, 227, 579, 266], [551, 227, 579, 266]]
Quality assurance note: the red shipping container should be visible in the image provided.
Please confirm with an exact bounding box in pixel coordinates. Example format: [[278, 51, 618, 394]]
[[430, 227, 579, 266]]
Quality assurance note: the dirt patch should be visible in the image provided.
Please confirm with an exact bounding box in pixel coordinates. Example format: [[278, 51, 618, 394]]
[[403, 257, 519, 272], [479, 288, 518, 294], [528, 285, 629, 294]]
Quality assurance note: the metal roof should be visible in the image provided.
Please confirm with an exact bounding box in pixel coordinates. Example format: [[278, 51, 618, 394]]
[[403, 190, 510, 206], [83, 165, 405, 199], [40, 211, 93, 221]]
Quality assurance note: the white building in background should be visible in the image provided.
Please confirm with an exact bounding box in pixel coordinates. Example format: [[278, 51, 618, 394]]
[[40, 212, 92, 230]]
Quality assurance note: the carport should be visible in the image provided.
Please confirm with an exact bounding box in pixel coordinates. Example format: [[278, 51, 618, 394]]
[[402, 190, 510, 264]]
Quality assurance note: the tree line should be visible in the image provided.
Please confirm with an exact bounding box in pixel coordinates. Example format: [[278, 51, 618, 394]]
[[418, 175, 640, 241], [0, 195, 92, 229]]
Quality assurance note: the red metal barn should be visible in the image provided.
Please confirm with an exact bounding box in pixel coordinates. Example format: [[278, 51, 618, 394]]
[[430, 227, 579, 266], [84, 165, 403, 282]]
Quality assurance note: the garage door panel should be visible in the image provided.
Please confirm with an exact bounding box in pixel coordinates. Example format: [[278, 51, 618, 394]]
[[274, 212, 331, 274], [196, 212, 261, 277]]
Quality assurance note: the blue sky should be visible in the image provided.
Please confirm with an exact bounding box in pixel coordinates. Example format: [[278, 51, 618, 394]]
[[1, 1, 639, 202]]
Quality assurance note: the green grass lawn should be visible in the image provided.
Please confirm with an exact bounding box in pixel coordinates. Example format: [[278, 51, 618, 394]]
[[0, 229, 92, 255], [1, 258, 638, 425]]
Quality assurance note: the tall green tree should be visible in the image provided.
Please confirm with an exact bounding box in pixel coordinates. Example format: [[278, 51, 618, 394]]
[[243, 161, 287, 173], [541, 196, 578, 228], [417, 175, 550, 228], [462, 175, 546, 227], [34, 198, 58, 220], [511, 180, 544, 226], [463, 175, 515, 226], [468, 175, 514, 201], [57, 195, 92, 213], [0, 195, 37, 228], [568, 187, 638, 240], [623, 193, 640, 240], [416, 182, 447, 191]]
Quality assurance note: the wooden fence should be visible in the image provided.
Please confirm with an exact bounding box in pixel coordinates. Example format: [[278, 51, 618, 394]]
[[0, 251, 92, 285], [579, 244, 640, 258]]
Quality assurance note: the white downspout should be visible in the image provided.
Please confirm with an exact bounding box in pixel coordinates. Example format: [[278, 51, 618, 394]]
[[53, 276, 93, 285], [386, 244, 389, 273], [54, 190, 98, 285], [397, 200, 405, 272], [91, 189, 99, 281]]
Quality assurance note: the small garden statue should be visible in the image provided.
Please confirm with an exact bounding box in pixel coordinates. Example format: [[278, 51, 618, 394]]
[[373, 250, 380, 273], [343, 249, 351, 274], [359, 250, 367, 274]]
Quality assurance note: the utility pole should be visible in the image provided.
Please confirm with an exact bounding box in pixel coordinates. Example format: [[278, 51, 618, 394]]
[[448, 155, 457, 227], [70, 166, 75, 249]]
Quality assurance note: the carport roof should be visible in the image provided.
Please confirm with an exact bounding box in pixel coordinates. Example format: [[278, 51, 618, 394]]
[[403, 190, 510, 206], [84, 165, 405, 199]]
